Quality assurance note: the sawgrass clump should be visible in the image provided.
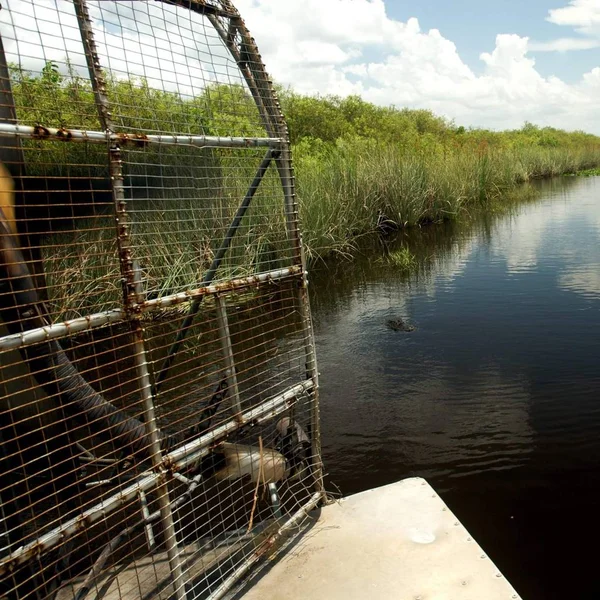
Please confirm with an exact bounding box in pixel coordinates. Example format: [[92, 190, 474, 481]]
[[8, 64, 600, 314]]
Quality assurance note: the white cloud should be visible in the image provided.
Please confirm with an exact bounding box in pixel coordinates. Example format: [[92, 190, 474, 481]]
[[583, 66, 600, 86], [547, 0, 600, 36], [2, 0, 600, 134], [238, 0, 600, 133], [532, 0, 600, 52], [528, 36, 600, 51]]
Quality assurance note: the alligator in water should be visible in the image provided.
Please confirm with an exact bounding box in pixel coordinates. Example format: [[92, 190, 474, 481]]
[[386, 319, 416, 332]]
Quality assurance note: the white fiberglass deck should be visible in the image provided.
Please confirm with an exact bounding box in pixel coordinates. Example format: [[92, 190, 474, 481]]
[[242, 478, 521, 600]]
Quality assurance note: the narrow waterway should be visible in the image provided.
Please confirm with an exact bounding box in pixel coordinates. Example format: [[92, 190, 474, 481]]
[[310, 176, 600, 600]]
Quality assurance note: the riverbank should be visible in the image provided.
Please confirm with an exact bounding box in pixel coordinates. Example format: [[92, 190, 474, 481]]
[[568, 167, 600, 177], [283, 93, 600, 260], [295, 140, 599, 260], [9, 66, 600, 314]]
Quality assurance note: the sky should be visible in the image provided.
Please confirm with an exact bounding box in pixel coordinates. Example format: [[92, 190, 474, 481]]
[[1, 0, 599, 135], [235, 0, 600, 133]]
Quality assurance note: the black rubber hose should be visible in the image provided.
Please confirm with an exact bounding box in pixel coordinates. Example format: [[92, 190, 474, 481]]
[[29, 339, 170, 458], [0, 218, 182, 461]]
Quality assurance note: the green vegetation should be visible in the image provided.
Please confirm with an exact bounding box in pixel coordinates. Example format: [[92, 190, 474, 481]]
[[569, 167, 600, 177], [382, 247, 417, 271], [7, 64, 600, 315], [283, 93, 600, 258]]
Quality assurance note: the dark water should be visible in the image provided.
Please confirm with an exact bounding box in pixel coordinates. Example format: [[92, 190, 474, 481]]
[[310, 176, 600, 600]]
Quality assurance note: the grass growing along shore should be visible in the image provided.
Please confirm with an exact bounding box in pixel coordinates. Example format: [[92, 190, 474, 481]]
[[567, 167, 600, 177], [282, 93, 600, 259], [294, 139, 599, 260], [8, 63, 600, 316]]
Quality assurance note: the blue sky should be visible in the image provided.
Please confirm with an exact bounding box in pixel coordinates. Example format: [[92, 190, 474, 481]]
[[1, 0, 598, 134], [238, 0, 600, 133], [387, 0, 599, 82]]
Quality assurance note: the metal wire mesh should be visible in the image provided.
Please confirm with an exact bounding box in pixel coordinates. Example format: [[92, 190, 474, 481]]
[[0, 2, 322, 598]]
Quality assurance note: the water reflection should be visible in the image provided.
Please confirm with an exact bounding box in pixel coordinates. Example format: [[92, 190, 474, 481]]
[[310, 176, 600, 600], [559, 265, 600, 299]]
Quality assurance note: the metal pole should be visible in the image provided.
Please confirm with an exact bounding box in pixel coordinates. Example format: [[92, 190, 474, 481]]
[[272, 115, 324, 494], [0, 122, 281, 149], [281, 161, 323, 492], [215, 295, 243, 419], [155, 148, 276, 389], [286, 169, 324, 494], [73, 2, 187, 597], [130, 302, 187, 599]]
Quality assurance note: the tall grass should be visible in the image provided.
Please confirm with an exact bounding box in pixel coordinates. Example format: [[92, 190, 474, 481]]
[[295, 140, 600, 260], [6, 64, 600, 314], [42, 163, 289, 319]]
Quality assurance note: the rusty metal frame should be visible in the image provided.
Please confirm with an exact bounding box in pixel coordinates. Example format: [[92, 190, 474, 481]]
[[215, 294, 243, 420], [0, 0, 324, 595], [73, 1, 188, 597], [0, 122, 282, 149], [0, 378, 314, 578]]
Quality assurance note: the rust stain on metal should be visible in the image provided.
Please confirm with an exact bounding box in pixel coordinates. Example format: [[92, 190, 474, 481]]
[[161, 453, 176, 473], [254, 534, 278, 560], [55, 127, 73, 141], [115, 131, 150, 147], [176, 0, 235, 18], [32, 124, 50, 139], [142, 265, 302, 312]]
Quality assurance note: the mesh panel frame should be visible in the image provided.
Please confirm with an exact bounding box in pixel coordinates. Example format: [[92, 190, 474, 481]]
[[0, 2, 322, 599]]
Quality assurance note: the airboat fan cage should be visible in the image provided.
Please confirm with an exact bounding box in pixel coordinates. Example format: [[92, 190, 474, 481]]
[[0, 2, 322, 599]]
